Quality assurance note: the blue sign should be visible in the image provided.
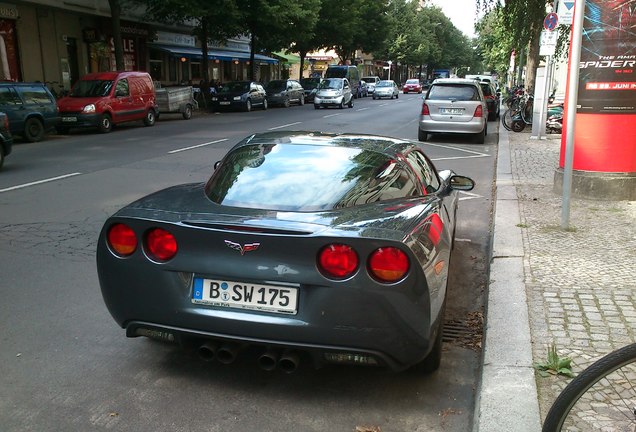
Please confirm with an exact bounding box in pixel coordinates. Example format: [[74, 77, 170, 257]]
[[544, 12, 559, 31]]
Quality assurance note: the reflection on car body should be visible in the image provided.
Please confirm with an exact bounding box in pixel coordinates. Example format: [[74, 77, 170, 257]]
[[97, 131, 475, 374]]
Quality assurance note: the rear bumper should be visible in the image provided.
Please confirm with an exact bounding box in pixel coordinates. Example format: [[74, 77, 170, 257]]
[[419, 116, 485, 134]]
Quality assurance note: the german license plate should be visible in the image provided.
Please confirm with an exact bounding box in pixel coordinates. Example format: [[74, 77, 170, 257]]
[[192, 278, 298, 314], [62, 116, 77, 122], [219, 101, 230, 105], [440, 108, 464, 115]]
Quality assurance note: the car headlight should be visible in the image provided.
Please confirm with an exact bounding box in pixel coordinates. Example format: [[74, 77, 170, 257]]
[[211, 97, 218, 101], [273, 93, 281, 97], [82, 104, 96, 113], [233, 96, 241, 101]]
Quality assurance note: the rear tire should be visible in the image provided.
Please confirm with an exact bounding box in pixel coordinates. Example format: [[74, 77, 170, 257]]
[[244, 99, 252, 112], [143, 109, 156, 126], [410, 302, 445, 374], [511, 119, 525, 132], [182, 105, 193, 120], [418, 129, 429, 142], [24, 118, 45, 142], [97, 114, 112, 133], [474, 126, 486, 144]]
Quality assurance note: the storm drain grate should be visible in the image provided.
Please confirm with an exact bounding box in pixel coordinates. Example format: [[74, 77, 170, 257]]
[[443, 320, 474, 342], [443, 313, 483, 350]]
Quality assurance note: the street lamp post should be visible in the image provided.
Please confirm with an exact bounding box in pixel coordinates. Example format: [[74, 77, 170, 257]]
[[387, 60, 393, 81]]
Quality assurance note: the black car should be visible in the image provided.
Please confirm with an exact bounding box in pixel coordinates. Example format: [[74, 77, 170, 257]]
[[300, 78, 321, 102], [265, 79, 305, 107], [211, 81, 268, 112], [0, 82, 59, 142], [479, 81, 500, 121], [0, 111, 12, 170]]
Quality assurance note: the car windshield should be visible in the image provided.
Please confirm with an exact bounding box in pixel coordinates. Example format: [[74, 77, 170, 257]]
[[325, 68, 347, 78], [362, 77, 377, 83], [318, 79, 343, 90], [70, 80, 113, 97], [220, 82, 250, 93], [205, 143, 412, 211], [406, 79, 419, 85], [266, 80, 286, 91], [300, 79, 320, 89], [377, 81, 393, 87], [428, 84, 480, 101]]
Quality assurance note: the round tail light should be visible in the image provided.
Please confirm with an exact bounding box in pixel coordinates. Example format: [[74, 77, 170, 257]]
[[368, 247, 409, 282], [145, 228, 178, 261], [318, 244, 359, 279], [107, 223, 137, 257]]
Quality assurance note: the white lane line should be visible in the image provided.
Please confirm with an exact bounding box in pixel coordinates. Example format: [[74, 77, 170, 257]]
[[356, 107, 370, 111], [0, 172, 82, 193], [168, 138, 228, 154], [323, 113, 342, 118], [432, 154, 489, 161], [455, 238, 472, 242], [268, 122, 302, 131]]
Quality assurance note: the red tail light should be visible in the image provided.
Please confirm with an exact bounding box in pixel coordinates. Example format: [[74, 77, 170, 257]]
[[474, 105, 483, 118], [368, 247, 409, 282], [145, 228, 178, 261], [421, 103, 430, 116], [107, 223, 137, 257], [318, 244, 359, 279]]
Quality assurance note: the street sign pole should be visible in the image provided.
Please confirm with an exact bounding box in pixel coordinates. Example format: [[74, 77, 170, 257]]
[[561, 0, 585, 230]]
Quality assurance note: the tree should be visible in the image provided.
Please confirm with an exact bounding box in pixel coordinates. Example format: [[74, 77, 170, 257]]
[[476, 0, 547, 92], [108, 0, 124, 70]]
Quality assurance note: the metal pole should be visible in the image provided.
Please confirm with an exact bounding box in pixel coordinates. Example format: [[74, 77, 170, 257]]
[[536, 55, 552, 140], [561, 0, 586, 229]]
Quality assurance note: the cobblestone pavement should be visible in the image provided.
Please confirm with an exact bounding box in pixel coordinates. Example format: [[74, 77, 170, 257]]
[[508, 130, 636, 419]]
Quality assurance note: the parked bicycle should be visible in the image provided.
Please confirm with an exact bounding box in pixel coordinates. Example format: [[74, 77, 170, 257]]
[[542, 342, 636, 431]]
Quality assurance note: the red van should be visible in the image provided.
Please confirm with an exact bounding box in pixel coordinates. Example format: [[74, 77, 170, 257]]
[[57, 71, 158, 134]]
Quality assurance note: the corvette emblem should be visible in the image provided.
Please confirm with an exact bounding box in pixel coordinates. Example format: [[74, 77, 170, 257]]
[[224, 240, 260, 255]]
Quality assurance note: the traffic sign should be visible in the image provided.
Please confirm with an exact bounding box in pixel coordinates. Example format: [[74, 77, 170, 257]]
[[544, 12, 559, 31], [540, 30, 558, 55], [557, 0, 575, 25]]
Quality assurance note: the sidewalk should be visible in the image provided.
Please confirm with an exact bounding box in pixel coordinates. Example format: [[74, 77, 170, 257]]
[[474, 127, 636, 431]]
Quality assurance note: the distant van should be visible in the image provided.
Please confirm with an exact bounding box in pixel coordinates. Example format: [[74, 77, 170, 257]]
[[57, 71, 158, 134], [325, 65, 361, 98], [0, 82, 59, 142]]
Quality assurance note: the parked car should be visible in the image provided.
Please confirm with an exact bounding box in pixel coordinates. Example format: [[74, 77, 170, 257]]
[[325, 65, 361, 98], [0, 82, 59, 142], [57, 71, 157, 134], [373, 80, 399, 100], [300, 78, 321, 103], [211, 81, 268, 112], [96, 130, 475, 373], [479, 81, 500, 121], [403, 78, 423, 94], [313, 78, 354, 109], [265, 79, 305, 107], [0, 112, 12, 170], [418, 78, 488, 143], [362, 76, 381, 94]]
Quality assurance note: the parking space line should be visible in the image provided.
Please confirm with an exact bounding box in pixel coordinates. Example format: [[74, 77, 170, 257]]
[[168, 138, 228, 154], [322, 113, 342, 118], [0, 173, 82, 193], [268, 122, 302, 131], [356, 108, 370, 111], [459, 191, 482, 201]]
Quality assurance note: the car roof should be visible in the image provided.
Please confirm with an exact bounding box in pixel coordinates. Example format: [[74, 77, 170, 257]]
[[235, 131, 416, 158], [432, 78, 478, 85]]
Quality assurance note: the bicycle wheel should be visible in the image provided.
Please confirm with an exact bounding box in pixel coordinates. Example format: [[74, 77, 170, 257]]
[[542, 343, 636, 432], [501, 109, 514, 131]]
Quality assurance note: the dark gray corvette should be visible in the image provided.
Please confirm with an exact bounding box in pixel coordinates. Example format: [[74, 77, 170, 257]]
[[97, 131, 475, 373]]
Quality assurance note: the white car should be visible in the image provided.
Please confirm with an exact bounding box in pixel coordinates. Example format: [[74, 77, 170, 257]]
[[372, 80, 399, 100], [362, 76, 381, 94], [313, 78, 354, 109]]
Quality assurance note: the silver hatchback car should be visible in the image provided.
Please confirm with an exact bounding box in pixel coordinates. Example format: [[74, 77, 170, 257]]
[[313, 78, 354, 109], [373, 80, 399, 100], [418, 78, 488, 143]]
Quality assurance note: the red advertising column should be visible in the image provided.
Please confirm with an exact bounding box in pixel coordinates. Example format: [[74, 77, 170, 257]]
[[556, 0, 636, 200]]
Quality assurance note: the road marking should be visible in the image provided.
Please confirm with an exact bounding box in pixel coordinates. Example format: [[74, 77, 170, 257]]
[[0, 173, 82, 193], [459, 191, 482, 201], [323, 113, 342, 118], [417, 141, 490, 161], [455, 238, 472, 242], [356, 108, 370, 111], [268, 122, 302, 130], [168, 138, 228, 154]]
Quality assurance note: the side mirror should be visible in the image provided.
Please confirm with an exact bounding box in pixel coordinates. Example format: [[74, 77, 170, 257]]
[[449, 175, 475, 191]]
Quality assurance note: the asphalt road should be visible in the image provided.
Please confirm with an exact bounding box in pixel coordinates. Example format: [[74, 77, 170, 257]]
[[0, 93, 497, 432]]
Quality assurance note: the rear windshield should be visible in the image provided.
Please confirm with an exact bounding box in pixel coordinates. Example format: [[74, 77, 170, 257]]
[[205, 143, 415, 211], [70, 80, 114, 97], [220, 82, 250, 93], [406, 79, 420, 85], [325, 67, 347, 78], [362, 77, 377, 84], [300, 79, 320, 89], [428, 84, 480, 101]]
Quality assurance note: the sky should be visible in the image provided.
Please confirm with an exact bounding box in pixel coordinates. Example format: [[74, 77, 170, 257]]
[[428, 0, 479, 39]]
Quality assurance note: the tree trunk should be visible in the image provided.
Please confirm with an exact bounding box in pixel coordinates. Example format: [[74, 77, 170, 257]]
[[299, 51, 307, 81], [199, 17, 210, 108], [525, 22, 541, 94], [108, 0, 124, 71], [249, 34, 256, 81]]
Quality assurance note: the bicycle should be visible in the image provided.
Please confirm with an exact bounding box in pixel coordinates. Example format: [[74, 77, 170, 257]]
[[501, 93, 533, 132], [542, 342, 636, 431]]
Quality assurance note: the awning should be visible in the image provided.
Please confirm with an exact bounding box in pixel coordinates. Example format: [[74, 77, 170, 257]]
[[272, 51, 300, 64], [149, 44, 278, 64]]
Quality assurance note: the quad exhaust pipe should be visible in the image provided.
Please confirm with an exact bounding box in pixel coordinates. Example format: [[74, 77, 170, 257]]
[[198, 342, 300, 372]]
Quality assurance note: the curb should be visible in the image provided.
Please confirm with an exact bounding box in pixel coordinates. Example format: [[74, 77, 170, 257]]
[[473, 127, 542, 431]]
